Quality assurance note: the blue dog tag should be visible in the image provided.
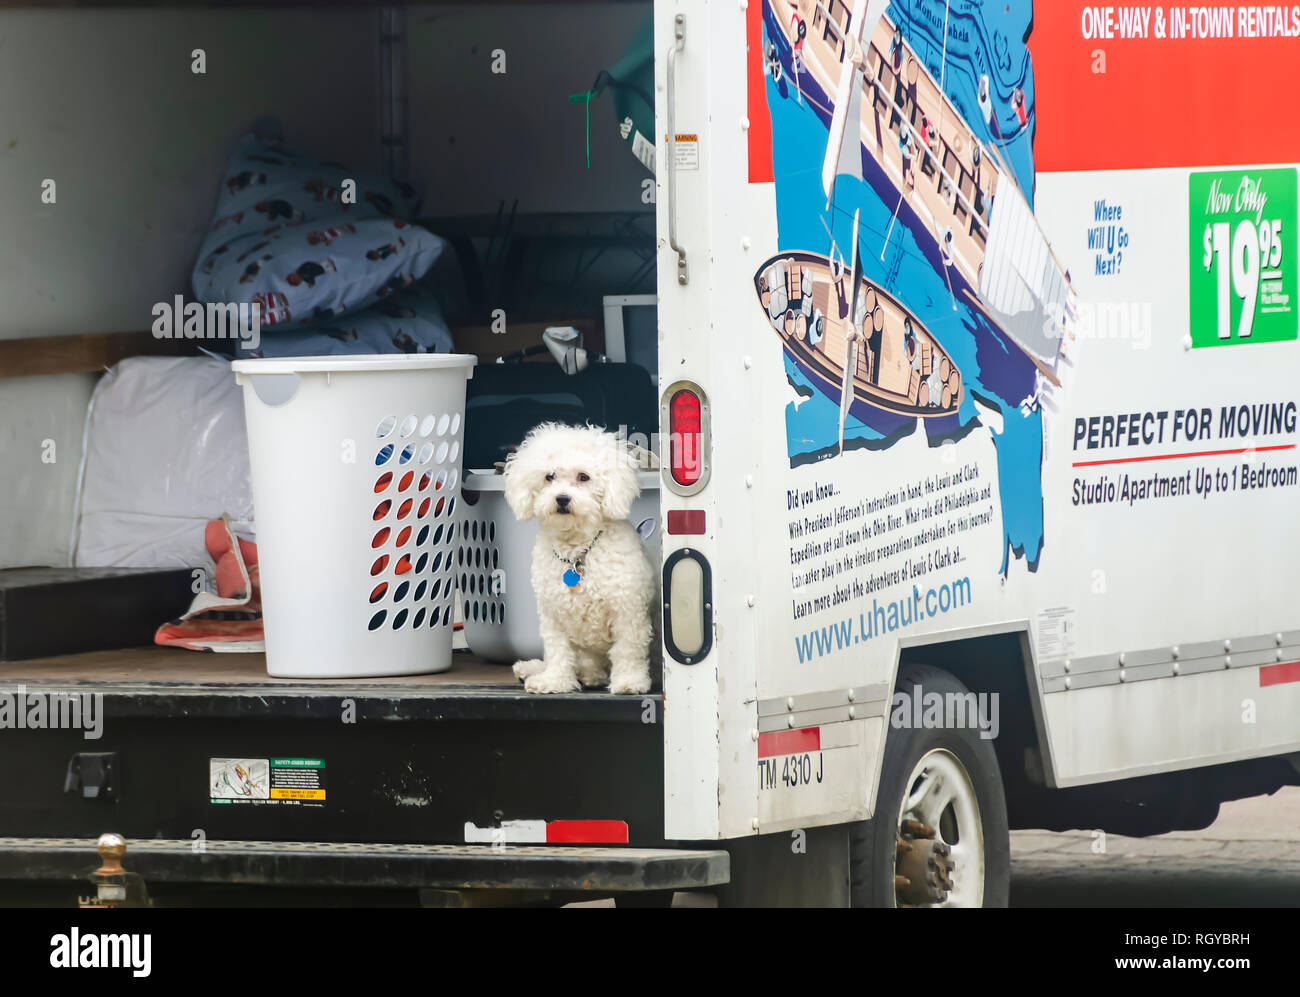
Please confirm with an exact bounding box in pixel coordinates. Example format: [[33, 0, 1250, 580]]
[[563, 568, 582, 588]]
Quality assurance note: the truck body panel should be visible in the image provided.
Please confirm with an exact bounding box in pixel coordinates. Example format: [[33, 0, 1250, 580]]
[[656, 0, 1300, 837]]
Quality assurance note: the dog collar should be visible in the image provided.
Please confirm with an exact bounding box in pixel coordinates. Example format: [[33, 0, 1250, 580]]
[[553, 531, 603, 588]]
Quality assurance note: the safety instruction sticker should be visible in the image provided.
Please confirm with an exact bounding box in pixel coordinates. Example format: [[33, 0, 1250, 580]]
[[666, 133, 699, 171], [209, 757, 326, 807], [1035, 606, 1076, 662]]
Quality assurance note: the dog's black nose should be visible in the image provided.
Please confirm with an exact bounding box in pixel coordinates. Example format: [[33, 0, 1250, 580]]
[[555, 494, 571, 510]]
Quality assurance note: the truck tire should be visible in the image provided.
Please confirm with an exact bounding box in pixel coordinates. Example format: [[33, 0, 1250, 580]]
[[850, 663, 1010, 907]]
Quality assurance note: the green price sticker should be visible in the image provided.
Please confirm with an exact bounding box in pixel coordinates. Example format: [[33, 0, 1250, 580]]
[[1189, 167, 1296, 348]]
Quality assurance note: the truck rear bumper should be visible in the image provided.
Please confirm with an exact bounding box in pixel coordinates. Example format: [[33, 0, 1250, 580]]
[[0, 836, 729, 894]]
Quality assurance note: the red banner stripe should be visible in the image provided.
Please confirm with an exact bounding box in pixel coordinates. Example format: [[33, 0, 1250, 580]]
[[1072, 444, 1296, 468], [747, 0, 774, 183], [1031, 1, 1300, 172], [1259, 660, 1300, 687], [545, 820, 629, 844], [758, 727, 822, 757]]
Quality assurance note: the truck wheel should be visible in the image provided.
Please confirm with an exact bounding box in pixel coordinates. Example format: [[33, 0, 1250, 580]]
[[850, 663, 1010, 907]]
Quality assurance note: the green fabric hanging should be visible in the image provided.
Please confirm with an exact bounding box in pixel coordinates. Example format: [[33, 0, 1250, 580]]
[[570, 14, 656, 175], [567, 89, 597, 169]]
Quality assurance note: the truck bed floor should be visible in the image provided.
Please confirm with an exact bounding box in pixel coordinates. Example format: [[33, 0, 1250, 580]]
[[1, 646, 657, 721]]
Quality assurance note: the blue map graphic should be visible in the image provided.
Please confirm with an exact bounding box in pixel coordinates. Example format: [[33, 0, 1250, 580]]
[[760, 0, 1048, 576]]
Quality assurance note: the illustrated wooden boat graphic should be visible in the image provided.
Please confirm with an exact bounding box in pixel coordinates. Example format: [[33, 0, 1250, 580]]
[[762, 0, 1073, 388], [754, 249, 963, 432]]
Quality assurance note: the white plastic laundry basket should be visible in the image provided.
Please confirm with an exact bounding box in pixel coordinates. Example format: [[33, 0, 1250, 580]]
[[232, 354, 475, 678], [458, 471, 661, 663]]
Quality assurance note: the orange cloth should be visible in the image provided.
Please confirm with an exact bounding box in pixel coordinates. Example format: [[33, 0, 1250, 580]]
[[154, 515, 264, 651]]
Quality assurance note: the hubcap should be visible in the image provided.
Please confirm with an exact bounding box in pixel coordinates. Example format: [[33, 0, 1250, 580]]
[[894, 748, 984, 907]]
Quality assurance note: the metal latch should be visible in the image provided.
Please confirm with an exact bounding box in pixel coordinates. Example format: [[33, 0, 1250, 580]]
[[64, 752, 120, 800]]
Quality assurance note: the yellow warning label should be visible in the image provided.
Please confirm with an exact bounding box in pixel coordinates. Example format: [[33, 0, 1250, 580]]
[[663, 133, 699, 172], [270, 788, 326, 801]]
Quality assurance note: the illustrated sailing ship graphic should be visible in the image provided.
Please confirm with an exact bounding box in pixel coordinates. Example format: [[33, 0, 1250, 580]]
[[754, 209, 963, 454], [763, 0, 1077, 396]]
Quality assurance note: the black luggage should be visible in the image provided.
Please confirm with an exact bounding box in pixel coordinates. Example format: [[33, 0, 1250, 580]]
[[462, 361, 657, 470]]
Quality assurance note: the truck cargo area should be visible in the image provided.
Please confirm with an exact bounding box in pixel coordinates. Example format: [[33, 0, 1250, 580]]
[[0, 647, 703, 900], [0, 0, 1297, 921]]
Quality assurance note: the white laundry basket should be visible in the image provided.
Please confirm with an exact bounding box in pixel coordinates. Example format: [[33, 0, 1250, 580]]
[[233, 354, 475, 678], [458, 471, 661, 663]]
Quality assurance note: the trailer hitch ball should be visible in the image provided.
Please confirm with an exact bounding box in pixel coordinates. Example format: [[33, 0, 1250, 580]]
[[79, 833, 151, 908], [894, 819, 953, 907]]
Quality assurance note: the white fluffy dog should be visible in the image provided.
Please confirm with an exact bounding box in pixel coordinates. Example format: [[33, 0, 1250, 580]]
[[504, 423, 654, 695]]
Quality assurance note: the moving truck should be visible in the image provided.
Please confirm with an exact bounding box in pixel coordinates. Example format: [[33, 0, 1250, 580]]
[[0, 0, 1297, 907]]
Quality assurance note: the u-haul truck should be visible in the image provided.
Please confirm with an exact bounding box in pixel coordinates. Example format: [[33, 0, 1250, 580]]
[[652, 0, 1300, 905], [3, 0, 1298, 909]]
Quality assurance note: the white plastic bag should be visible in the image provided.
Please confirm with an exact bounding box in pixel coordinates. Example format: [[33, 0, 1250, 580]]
[[73, 357, 254, 571]]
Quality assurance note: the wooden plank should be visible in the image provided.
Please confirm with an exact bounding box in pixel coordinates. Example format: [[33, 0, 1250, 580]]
[[0, 331, 193, 380], [0, 318, 602, 379], [0, 644, 657, 721], [0, 644, 519, 690]]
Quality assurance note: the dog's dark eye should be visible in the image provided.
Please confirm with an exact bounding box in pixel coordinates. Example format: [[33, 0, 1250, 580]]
[[545, 473, 555, 482], [577, 472, 590, 483]]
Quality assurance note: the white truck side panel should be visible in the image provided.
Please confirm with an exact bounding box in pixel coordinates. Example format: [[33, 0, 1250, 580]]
[[657, 0, 756, 840], [659, 0, 1300, 836], [1033, 165, 1300, 784]]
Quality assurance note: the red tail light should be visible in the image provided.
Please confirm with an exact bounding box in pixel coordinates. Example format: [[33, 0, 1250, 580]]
[[669, 389, 702, 487]]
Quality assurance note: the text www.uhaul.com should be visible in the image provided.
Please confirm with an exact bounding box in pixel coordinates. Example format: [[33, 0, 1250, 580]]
[[795, 578, 971, 663]]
